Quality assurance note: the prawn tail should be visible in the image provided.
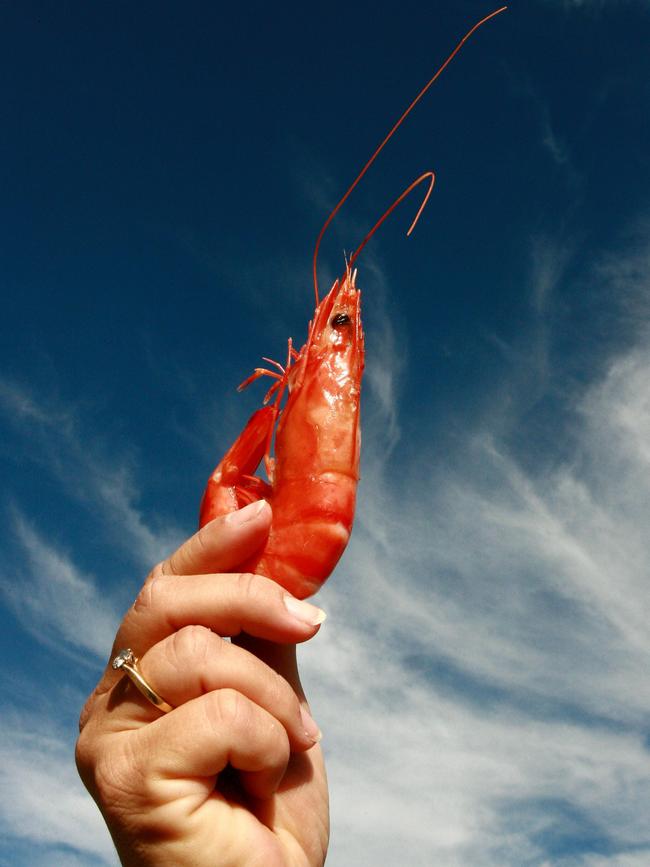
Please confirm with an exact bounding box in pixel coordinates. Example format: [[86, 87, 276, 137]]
[[199, 405, 276, 527]]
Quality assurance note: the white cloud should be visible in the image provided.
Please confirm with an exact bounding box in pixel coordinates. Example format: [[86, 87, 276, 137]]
[[529, 234, 572, 317], [359, 254, 405, 457], [0, 512, 120, 660], [541, 111, 571, 169], [548, 0, 620, 9], [301, 230, 650, 865], [559, 0, 604, 8], [545, 0, 646, 12], [4, 220, 650, 863], [0, 709, 117, 866], [0, 377, 182, 568], [6, 274, 650, 864]]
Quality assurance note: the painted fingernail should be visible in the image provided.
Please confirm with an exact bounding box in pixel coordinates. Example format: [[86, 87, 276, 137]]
[[283, 595, 327, 626], [300, 705, 323, 743], [225, 500, 269, 526]]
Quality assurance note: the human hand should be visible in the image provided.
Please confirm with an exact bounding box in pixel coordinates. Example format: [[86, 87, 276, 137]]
[[76, 500, 329, 867]]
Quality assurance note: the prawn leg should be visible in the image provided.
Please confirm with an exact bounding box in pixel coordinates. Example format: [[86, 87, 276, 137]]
[[199, 405, 275, 526]]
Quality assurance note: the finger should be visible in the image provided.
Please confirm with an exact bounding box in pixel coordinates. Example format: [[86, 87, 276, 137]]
[[115, 625, 321, 749], [234, 635, 305, 700], [163, 499, 272, 576], [233, 637, 319, 742], [121, 570, 326, 653], [135, 688, 291, 800]]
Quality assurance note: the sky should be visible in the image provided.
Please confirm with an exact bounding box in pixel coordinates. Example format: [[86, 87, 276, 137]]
[[1, 0, 650, 864]]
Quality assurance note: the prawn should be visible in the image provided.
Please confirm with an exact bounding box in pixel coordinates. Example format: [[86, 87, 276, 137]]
[[199, 6, 507, 599]]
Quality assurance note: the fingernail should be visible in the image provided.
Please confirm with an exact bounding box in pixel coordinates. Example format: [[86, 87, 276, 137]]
[[300, 705, 323, 743], [283, 595, 327, 626], [225, 500, 269, 526]]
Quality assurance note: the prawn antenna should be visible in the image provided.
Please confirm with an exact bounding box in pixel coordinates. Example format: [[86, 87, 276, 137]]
[[311, 5, 507, 304], [348, 171, 435, 271]]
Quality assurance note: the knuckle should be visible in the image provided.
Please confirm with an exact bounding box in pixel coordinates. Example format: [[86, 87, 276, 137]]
[[151, 560, 167, 579], [267, 669, 294, 714], [275, 726, 291, 765], [168, 624, 216, 668], [205, 687, 248, 729], [93, 741, 145, 807], [261, 713, 290, 766], [195, 523, 213, 557], [233, 571, 254, 596], [77, 732, 138, 807], [74, 727, 95, 785], [203, 689, 289, 759], [76, 728, 158, 818], [78, 689, 97, 733], [166, 523, 212, 575], [132, 571, 165, 618], [232, 571, 267, 604]]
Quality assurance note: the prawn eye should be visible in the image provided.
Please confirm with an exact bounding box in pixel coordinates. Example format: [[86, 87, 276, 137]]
[[331, 312, 351, 328]]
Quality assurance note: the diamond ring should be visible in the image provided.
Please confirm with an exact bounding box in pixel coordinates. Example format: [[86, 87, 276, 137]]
[[112, 648, 174, 714]]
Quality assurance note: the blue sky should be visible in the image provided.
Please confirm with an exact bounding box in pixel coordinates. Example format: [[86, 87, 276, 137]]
[[2, 1, 650, 864]]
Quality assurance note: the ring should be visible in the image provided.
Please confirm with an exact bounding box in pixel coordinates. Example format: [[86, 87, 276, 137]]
[[112, 648, 174, 714]]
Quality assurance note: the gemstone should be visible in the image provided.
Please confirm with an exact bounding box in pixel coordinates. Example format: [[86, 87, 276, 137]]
[[112, 648, 134, 670]]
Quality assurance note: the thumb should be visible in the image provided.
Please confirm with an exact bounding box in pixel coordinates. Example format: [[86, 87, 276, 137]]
[[163, 500, 271, 576]]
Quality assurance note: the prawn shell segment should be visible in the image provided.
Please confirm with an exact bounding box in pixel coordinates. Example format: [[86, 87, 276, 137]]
[[245, 472, 358, 598]]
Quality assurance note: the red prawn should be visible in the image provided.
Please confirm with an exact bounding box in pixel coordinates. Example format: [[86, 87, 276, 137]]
[[199, 7, 507, 598]]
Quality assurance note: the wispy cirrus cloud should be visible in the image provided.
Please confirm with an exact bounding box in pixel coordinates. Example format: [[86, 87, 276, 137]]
[[0, 709, 117, 866], [0, 379, 186, 865], [545, 0, 623, 9], [0, 512, 119, 660], [3, 215, 650, 864], [304, 225, 650, 865], [540, 109, 572, 170], [0, 377, 182, 569]]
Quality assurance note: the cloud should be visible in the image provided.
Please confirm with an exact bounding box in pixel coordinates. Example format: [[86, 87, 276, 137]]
[[0, 511, 120, 660], [0, 709, 117, 866], [0, 378, 74, 428], [544, 0, 646, 12], [6, 263, 650, 866], [548, 0, 618, 9], [355, 253, 405, 458], [486, 233, 572, 421], [558, 0, 603, 7], [0, 377, 182, 569], [302, 228, 650, 865], [3, 217, 650, 863], [541, 110, 571, 169]]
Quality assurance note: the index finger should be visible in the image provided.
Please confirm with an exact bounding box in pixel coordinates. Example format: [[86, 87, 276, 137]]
[[162, 499, 271, 576]]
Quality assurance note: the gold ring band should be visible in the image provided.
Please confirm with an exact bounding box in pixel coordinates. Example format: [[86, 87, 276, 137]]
[[112, 648, 174, 714]]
